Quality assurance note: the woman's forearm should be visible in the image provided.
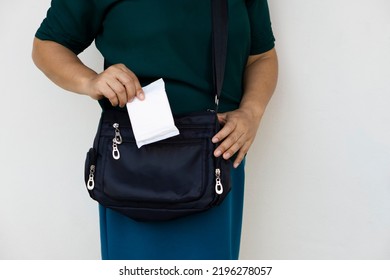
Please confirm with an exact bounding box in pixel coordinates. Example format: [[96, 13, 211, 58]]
[[32, 38, 144, 107], [241, 48, 279, 121], [32, 38, 98, 96]]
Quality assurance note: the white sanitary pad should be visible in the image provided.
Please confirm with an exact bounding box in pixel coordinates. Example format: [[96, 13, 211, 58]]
[[126, 78, 179, 148]]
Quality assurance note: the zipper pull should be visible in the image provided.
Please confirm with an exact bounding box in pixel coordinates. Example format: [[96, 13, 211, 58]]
[[112, 123, 122, 160], [215, 168, 223, 195], [113, 123, 123, 144], [87, 165, 95, 190], [112, 141, 120, 160]]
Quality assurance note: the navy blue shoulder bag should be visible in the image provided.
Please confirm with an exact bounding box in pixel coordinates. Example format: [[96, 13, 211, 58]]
[[84, 0, 231, 221]]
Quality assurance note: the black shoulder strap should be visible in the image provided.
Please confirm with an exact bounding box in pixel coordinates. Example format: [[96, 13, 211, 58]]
[[211, 0, 229, 112]]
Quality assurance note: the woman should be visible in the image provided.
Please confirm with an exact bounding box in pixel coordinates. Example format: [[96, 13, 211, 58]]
[[32, 0, 278, 260]]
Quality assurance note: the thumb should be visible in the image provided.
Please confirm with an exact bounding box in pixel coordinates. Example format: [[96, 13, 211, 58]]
[[217, 113, 227, 125], [136, 89, 145, 101]]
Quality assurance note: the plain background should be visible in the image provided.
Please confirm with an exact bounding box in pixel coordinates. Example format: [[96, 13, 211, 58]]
[[1, 0, 390, 259]]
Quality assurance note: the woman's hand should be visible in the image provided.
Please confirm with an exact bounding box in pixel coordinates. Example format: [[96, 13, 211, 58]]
[[213, 49, 278, 168], [212, 108, 262, 169], [84, 63, 144, 107]]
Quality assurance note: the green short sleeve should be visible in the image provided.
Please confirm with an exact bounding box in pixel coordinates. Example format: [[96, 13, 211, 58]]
[[35, 0, 112, 54], [246, 0, 275, 54]]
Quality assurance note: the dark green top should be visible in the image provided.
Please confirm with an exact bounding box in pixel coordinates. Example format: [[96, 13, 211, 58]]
[[36, 0, 275, 115]]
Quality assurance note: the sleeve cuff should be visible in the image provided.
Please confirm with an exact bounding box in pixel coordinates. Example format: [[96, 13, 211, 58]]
[[35, 25, 91, 55], [250, 36, 275, 55]]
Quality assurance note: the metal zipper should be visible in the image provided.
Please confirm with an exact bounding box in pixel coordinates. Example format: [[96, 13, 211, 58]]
[[215, 168, 223, 195], [87, 165, 95, 190], [112, 123, 122, 160]]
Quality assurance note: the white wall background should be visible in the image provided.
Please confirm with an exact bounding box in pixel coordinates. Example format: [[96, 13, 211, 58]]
[[0, 0, 389, 259]]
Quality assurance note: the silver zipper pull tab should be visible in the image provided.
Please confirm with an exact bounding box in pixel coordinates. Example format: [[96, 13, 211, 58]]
[[113, 123, 123, 144], [215, 168, 223, 195], [87, 165, 95, 190], [112, 141, 120, 160], [112, 123, 122, 160]]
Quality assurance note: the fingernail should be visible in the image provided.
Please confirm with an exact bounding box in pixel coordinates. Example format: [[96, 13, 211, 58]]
[[223, 152, 231, 159], [214, 150, 222, 157], [128, 97, 134, 103], [138, 91, 145, 100], [233, 162, 240, 169], [212, 137, 219, 143]]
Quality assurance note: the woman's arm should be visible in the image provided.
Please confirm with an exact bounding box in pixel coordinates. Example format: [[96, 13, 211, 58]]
[[32, 38, 144, 107], [213, 48, 279, 168]]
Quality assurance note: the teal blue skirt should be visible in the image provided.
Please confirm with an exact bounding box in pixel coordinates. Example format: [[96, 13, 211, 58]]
[[99, 161, 245, 260]]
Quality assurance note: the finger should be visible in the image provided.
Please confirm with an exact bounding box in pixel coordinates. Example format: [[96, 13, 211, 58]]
[[213, 129, 242, 158], [107, 79, 128, 107], [132, 75, 144, 101], [101, 83, 119, 107], [217, 113, 227, 125], [221, 133, 246, 160], [116, 74, 137, 103], [101, 65, 133, 105], [212, 120, 236, 144], [233, 142, 251, 168], [117, 64, 144, 101]]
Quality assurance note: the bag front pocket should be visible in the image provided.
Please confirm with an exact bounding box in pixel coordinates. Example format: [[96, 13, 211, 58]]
[[101, 137, 210, 203]]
